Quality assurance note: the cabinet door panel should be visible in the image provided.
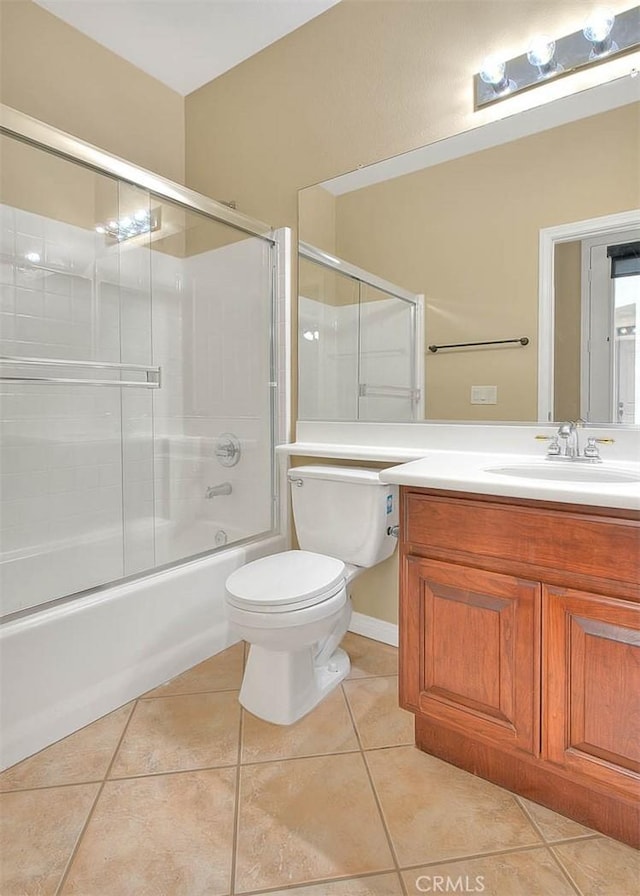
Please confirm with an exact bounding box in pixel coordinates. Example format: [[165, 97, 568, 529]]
[[544, 586, 640, 793], [404, 557, 540, 755]]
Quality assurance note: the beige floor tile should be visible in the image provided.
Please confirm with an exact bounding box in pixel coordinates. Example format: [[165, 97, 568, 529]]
[[342, 633, 398, 679], [402, 847, 577, 896], [517, 796, 597, 842], [0, 783, 99, 896], [234, 752, 395, 893], [0, 704, 133, 792], [109, 691, 240, 777], [343, 676, 414, 749], [242, 687, 359, 763], [60, 768, 236, 896], [365, 746, 541, 867], [252, 873, 405, 896], [552, 836, 640, 896], [142, 642, 244, 697]]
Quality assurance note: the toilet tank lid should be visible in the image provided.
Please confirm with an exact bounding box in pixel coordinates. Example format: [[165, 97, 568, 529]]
[[287, 465, 386, 485], [226, 550, 346, 606]]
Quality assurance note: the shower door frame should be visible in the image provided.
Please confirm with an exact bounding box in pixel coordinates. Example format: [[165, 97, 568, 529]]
[[0, 103, 287, 616]]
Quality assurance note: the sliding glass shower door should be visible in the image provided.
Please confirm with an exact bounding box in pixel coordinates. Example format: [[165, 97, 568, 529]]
[[0, 127, 277, 618]]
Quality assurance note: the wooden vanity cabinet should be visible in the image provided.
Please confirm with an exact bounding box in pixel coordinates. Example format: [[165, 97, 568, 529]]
[[399, 487, 640, 847]]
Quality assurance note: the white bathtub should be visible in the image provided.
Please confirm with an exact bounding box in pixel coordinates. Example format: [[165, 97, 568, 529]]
[[0, 533, 286, 771]]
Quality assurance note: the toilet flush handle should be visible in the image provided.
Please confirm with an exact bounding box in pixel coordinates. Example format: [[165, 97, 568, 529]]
[[289, 477, 304, 487], [387, 525, 400, 538]]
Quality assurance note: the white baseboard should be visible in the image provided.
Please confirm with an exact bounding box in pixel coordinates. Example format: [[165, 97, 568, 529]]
[[348, 611, 398, 647]]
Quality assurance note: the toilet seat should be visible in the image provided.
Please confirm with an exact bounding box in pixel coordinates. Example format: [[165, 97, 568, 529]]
[[226, 550, 346, 613]]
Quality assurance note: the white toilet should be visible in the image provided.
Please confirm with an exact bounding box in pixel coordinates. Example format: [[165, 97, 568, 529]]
[[225, 465, 399, 725]]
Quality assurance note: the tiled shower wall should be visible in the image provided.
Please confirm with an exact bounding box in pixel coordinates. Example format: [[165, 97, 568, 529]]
[[0, 204, 274, 616]]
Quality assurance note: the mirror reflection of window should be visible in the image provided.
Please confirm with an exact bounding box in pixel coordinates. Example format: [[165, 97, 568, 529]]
[[609, 241, 639, 424], [584, 236, 640, 425]]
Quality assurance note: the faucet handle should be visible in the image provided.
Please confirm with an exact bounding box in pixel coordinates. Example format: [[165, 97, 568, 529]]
[[583, 437, 599, 458], [534, 434, 562, 455], [583, 436, 615, 461], [546, 436, 561, 456]]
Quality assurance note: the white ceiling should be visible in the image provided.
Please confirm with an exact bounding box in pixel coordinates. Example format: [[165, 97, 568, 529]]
[[34, 0, 341, 96]]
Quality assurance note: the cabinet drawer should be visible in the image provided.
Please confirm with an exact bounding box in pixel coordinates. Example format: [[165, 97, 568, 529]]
[[405, 493, 640, 587]]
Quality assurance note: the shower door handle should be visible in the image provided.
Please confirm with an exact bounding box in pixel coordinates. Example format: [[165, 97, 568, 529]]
[[0, 356, 161, 388]]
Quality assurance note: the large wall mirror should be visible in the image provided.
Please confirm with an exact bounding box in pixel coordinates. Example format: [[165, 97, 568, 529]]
[[298, 76, 640, 425]]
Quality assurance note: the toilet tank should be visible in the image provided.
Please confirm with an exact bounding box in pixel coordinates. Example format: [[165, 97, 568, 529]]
[[288, 466, 399, 568]]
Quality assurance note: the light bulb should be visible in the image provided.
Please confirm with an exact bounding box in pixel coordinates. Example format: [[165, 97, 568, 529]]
[[95, 225, 106, 234], [303, 330, 315, 342], [479, 54, 514, 96], [24, 251, 40, 263], [479, 55, 506, 86], [583, 8, 615, 43], [527, 35, 556, 68], [134, 209, 148, 222], [583, 8, 617, 58]]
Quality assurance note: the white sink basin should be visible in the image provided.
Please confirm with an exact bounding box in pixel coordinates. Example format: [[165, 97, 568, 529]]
[[485, 463, 640, 484]]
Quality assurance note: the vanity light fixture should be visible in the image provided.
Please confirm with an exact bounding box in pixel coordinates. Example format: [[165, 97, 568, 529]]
[[474, 3, 640, 108], [95, 207, 161, 243]]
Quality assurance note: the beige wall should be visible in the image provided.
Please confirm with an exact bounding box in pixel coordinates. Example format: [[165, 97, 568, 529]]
[[0, 0, 185, 183], [185, 0, 635, 227], [298, 185, 336, 254], [332, 105, 638, 421], [554, 241, 582, 421]]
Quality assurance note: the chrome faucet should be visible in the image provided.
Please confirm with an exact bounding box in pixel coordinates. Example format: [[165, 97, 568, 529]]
[[543, 424, 614, 463], [557, 421, 580, 458], [205, 481, 232, 498]]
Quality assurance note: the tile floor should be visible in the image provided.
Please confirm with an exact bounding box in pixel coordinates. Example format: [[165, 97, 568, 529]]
[[1, 633, 638, 896]]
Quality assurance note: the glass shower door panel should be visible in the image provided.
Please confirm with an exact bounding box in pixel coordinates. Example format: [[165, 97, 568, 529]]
[[0, 138, 131, 615], [150, 202, 274, 565], [358, 284, 415, 421], [298, 258, 360, 420]]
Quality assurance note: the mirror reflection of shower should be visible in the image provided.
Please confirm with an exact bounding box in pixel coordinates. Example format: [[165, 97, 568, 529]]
[[298, 242, 424, 422]]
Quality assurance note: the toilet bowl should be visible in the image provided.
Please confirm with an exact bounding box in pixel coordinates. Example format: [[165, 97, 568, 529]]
[[226, 550, 355, 724], [225, 466, 398, 725]]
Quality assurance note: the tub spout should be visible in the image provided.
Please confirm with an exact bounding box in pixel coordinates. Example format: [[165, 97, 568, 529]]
[[206, 481, 232, 498]]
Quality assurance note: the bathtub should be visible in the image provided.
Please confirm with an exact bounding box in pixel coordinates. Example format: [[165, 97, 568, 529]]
[[0, 532, 286, 771]]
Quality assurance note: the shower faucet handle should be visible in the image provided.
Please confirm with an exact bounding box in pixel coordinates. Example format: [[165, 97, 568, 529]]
[[214, 433, 241, 467]]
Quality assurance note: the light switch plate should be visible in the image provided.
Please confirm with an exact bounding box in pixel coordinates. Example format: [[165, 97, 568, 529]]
[[470, 385, 498, 404]]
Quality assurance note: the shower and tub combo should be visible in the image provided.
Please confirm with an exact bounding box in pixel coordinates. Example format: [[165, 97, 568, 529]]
[[0, 106, 290, 769]]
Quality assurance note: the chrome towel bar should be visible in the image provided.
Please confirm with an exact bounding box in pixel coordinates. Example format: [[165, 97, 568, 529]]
[[0, 355, 161, 388], [428, 337, 529, 353]]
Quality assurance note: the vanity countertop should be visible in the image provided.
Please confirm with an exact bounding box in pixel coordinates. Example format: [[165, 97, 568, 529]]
[[378, 450, 640, 511]]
